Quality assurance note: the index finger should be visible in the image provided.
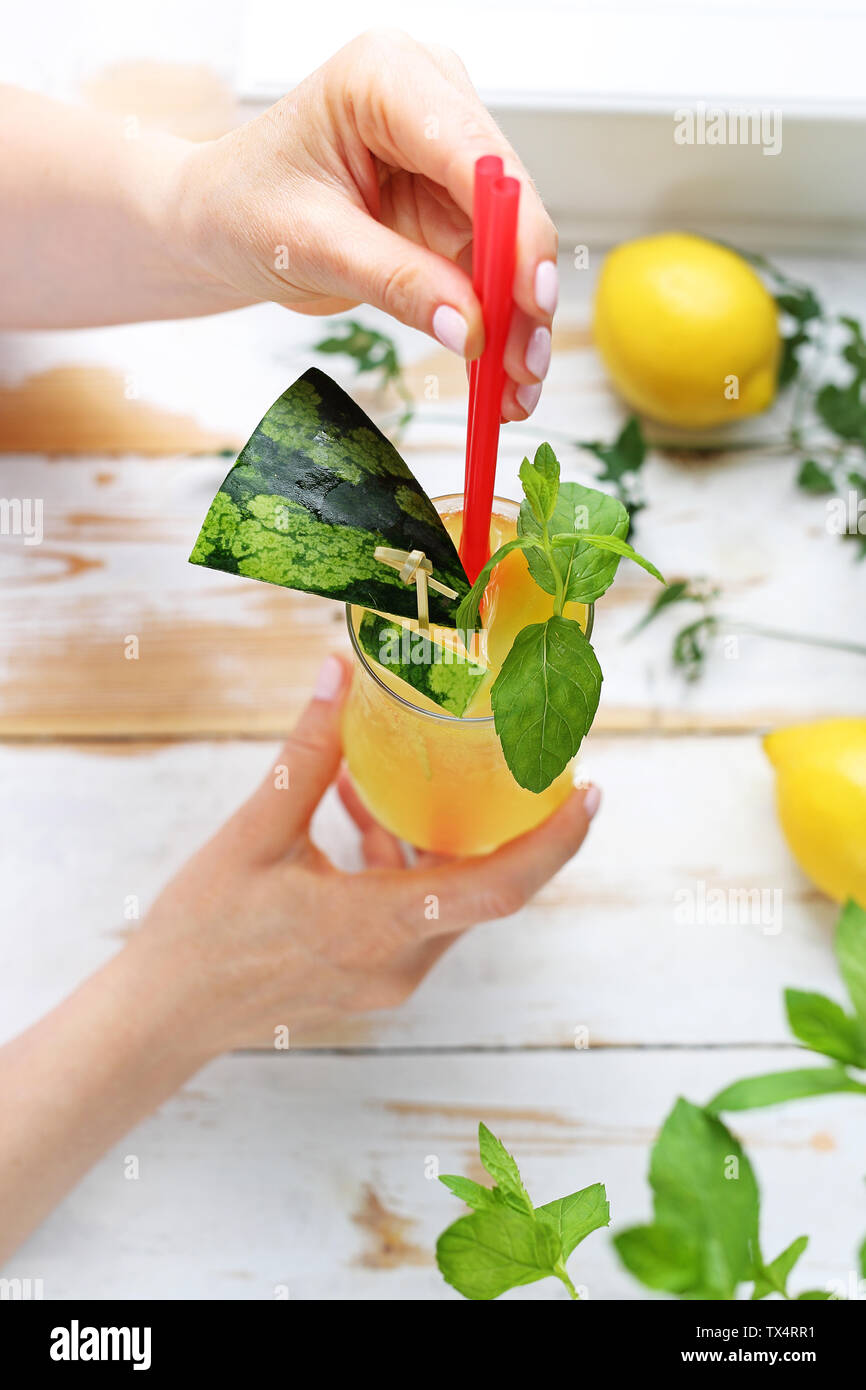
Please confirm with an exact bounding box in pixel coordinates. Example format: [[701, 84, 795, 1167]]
[[385, 783, 601, 938], [342, 31, 558, 324]]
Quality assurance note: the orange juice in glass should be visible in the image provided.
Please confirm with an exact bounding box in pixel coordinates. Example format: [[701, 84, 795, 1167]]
[[342, 495, 593, 856]]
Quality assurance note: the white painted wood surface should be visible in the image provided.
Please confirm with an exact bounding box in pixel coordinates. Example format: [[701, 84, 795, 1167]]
[[5, 1051, 863, 1301], [0, 737, 841, 1049], [1, 249, 863, 1299]]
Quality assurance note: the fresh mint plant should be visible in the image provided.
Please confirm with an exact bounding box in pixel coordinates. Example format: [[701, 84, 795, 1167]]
[[707, 901, 866, 1113], [614, 1098, 827, 1300], [456, 443, 664, 793], [436, 1123, 609, 1300]]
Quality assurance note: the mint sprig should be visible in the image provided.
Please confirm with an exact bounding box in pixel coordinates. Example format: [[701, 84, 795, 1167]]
[[708, 900, 866, 1113], [436, 1122, 609, 1300], [614, 1097, 820, 1301], [458, 443, 664, 792]]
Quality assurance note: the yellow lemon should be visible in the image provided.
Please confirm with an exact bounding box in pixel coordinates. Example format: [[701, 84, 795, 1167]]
[[593, 233, 781, 429], [764, 719, 866, 904]]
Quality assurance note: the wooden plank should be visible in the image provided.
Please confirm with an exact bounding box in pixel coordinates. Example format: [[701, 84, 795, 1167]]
[[0, 736, 842, 1049], [3, 1049, 861, 1299], [1, 252, 864, 738], [0, 431, 862, 736]]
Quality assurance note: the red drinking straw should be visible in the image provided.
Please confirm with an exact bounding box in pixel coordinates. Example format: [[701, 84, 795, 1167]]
[[464, 154, 503, 510], [460, 171, 520, 583]]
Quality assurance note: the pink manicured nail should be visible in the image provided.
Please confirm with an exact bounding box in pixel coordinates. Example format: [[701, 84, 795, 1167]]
[[534, 260, 559, 315], [582, 785, 601, 820], [525, 326, 551, 380], [432, 304, 468, 356], [515, 381, 542, 416], [314, 655, 344, 703]]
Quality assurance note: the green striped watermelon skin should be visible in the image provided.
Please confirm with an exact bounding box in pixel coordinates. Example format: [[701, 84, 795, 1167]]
[[357, 612, 488, 717], [189, 368, 468, 625]]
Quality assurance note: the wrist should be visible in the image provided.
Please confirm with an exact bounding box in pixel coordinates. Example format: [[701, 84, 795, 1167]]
[[122, 130, 251, 319]]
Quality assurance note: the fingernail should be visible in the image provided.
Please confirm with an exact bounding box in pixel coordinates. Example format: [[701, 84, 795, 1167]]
[[582, 784, 601, 820], [314, 654, 344, 703], [534, 260, 559, 316], [515, 381, 542, 416], [525, 326, 551, 380], [432, 304, 468, 356]]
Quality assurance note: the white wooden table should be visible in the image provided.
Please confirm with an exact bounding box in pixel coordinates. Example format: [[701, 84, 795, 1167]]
[[1, 250, 864, 1300]]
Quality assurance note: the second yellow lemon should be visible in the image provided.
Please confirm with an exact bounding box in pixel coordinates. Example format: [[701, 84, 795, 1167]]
[[764, 718, 866, 905], [593, 233, 781, 429]]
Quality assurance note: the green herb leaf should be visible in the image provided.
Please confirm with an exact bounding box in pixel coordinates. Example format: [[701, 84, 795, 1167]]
[[436, 1205, 561, 1300], [491, 616, 602, 793], [672, 615, 719, 681], [784, 987, 866, 1068], [752, 1235, 809, 1300], [776, 288, 822, 323], [797, 1289, 835, 1300], [707, 1065, 866, 1114], [519, 480, 630, 604], [552, 531, 665, 585], [454, 536, 539, 633], [614, 1099, 759, 1300], [519, 442, 560, 524], [582, 417, 646, 486], [438, 1174, 502, 1212], [477, 1123, 534, 1215], [797, 458, 836, 494], [435, 1124, 608, 1300], [535, 1183, 610, 1259], [613, 1224, 701, 1294], [835, 900, 866, 1022], [816, 380, 866, 444]]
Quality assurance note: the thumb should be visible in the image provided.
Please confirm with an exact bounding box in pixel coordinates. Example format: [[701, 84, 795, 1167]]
[[317, 202, 484, 359], [231, 654, 350, 861]]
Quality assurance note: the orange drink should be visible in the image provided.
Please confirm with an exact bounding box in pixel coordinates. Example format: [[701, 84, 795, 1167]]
[[342, 496, 593, 855]]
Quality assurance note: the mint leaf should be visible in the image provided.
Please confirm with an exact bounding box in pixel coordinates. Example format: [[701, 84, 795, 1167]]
[[454, 536, 539, 633], [536, 1183, 610, 1259], [615, 1100, 759, 1300], [519, 480, 629, 604], [707, 1065, 866, 1113], [784, 988, 866, 1068], [582, 417, 646, 485], [673, 615, 719, 681], [477, 1123, 534, 1214], [436, 1205, 560, 1300], [438, 1174, 502, 1212], [776, 288, 822, 323], [650, 1099, 759, 1299], [816, 380, 866, 444], [614, 1224, 701, 1294], [519, 443, 560, 524], [552, 531, 665, 586], [435, 1124, 609, 1300], [491, 616, 602, 793], [835, 900, 866, 1023], [797, 458, 835, 495], [798, 1289, 834, 1300], [752, 1235, 809, 1300]]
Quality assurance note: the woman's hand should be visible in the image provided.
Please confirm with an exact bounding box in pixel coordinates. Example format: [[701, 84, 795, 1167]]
[[135, 653, 599, 1054], [0, 654, 597, 1261], [175, 30, 558, 420]]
